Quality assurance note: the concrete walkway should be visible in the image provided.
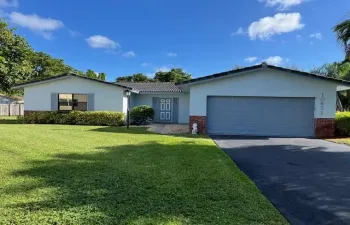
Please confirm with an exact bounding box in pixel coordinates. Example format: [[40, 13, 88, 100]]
[[147, 124, 189, 134]]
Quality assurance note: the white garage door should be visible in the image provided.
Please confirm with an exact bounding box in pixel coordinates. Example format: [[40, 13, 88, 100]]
[[207, 96, 315, 137]]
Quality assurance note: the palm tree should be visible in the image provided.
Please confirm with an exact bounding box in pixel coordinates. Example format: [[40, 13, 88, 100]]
[[334, 17, 350, 63]]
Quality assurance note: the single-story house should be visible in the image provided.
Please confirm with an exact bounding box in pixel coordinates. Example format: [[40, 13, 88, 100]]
[[13, 63, 350, 138]]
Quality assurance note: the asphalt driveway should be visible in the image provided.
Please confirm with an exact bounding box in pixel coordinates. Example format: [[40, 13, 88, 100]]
[[212, 136, 350, 225]]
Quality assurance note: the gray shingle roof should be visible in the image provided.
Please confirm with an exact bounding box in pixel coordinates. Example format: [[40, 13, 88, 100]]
[[117, 82, 182, 92]]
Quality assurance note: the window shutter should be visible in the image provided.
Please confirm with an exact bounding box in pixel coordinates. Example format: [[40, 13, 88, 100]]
[[173, 98, 179, 123], [152, 97, 159, 122], [51, 93, 58, 111], [87, 93, 95, 111]]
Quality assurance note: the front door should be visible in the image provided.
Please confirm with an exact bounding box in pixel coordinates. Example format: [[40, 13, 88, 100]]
[[160, 98, 172, 122]]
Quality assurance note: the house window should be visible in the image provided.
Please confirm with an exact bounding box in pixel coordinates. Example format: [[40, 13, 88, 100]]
[[58, 94, 87, 111]]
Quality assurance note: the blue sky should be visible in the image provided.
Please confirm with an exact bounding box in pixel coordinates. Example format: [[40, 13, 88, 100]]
[[0, 0, 349, 81]]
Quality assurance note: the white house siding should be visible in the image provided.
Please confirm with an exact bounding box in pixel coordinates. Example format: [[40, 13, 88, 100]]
[[24, 76, 126, 112], [134, 93, 190, 123], [189, 69, 338, 118]]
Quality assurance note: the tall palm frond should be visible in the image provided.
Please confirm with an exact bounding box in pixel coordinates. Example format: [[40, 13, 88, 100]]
[[334, 18, 350, 62]]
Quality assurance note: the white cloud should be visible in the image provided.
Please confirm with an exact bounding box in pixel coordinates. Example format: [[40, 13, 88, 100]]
[[248, 13, 304, 40], [0, 0, 19, 8], [259, 0, 306, 10], [309, 33, 322, 40], [9, 12, 64, 39], [86, 35, 118, 49], [263, 56, 285, 66], [244, 57, 258, 63], [122, 51, 136, 58], [141, 62, 150, 67], [156, 66, 171, 72], [231, 27, 245, 36], [9, 12, 63, 31], [167, 52, 177, 57]]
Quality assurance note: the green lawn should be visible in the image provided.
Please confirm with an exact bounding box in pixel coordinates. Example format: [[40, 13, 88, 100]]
[[0, 123, 288, 225]]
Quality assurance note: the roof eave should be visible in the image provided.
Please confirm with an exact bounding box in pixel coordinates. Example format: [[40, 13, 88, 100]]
[[175, 63, 350, 87], [12, 73, 132, 90]]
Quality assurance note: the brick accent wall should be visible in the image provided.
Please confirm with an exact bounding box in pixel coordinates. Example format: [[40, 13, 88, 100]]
[[189, 116, 206, 134], [314, 118, 335, 138]]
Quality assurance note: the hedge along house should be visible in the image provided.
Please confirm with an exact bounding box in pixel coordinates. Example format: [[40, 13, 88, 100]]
[[13, 63, 350, 138]]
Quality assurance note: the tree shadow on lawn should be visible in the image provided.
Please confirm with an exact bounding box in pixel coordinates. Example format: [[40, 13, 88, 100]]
[[0, 117, 20, 124], [2, 141, 286, 224]]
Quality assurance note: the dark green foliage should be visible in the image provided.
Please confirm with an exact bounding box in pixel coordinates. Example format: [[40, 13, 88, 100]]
[[335, 112, 350, 136], [84, 70, 107, 81], [132, 73, 149, 82], [86, 69, 97, 79], [116, 75, 133, 82], [97, 72, 106, 81], [130, 105, 154, 125], [116, 73, 153, 83], [154, 68, 191, 82], [310, 62, 350, 79], [29, 52, 77, 79], [21, 111, 125, 126], [116, 69, 192, 83], [333, 17, 350, 62], [0, 20, 85, 93], [0, 20, 32, 92]]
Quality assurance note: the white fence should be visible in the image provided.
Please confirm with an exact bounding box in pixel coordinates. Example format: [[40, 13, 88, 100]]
[[0, 104, 24, 116]]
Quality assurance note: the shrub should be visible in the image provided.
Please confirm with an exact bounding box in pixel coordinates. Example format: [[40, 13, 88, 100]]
[[130, 105, 155, 125], [22, 111, 125, 126], [75, 111, 125, 126], [17, 116, 24, 124], [335, 112, 350, 136]]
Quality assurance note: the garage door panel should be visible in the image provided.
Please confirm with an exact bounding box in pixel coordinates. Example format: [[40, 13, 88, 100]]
[[207, 96, 314, 137]]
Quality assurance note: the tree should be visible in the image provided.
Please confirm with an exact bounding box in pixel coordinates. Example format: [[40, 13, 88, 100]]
[[97, 72, 106, 81], [29, 52, 75, 79], [0, 20, 33, 92], [86, 69, 97, 79], [116, 73, 151, 82], [310, 62, 350, 80], [132, 73, 149, 82], [154, 69, 191, 82], [116, 76, 133, 82], [334, 17, 350, 62]]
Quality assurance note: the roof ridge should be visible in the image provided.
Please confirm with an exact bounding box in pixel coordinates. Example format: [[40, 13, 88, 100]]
[[176, 63, 350, 86], [12, 73, 132, 90], [116, 81, 176, 84]]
